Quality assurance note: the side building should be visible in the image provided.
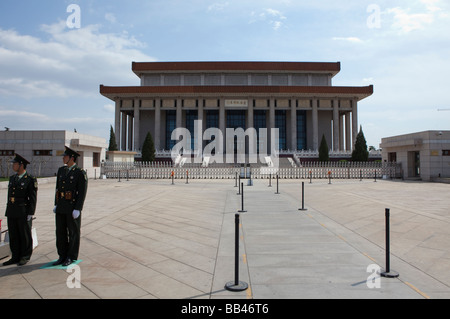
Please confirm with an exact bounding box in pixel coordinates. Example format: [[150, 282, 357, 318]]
[[0, 130, 107, 178], [100, 61, 373, 160], [381, 130, 450, 181]]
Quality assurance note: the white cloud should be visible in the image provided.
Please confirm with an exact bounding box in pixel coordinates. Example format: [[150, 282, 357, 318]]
[[387, 7, 434, 33], [103, 104, 115, 113], [207, 2, 229, 12], [0, 21, 156, 99], [250, 8, 287, 30], [420, 0, 442, 12], [386, 1, 449, 33], [332, 37, 363, 43], [105, 13, 117, 23]]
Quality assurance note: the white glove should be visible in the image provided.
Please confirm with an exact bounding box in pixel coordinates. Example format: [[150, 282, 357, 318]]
[[72, 210, 81, 219], [53, 206, 57, 213], [27, 215, 33, 221]]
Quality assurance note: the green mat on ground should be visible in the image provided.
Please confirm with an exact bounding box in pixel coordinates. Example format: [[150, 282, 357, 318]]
[[40, 260, 83, 269]]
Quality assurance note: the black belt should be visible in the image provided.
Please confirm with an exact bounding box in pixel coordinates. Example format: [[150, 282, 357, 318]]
[[58, 191, 74, 200], [9, 197, 26, 204]]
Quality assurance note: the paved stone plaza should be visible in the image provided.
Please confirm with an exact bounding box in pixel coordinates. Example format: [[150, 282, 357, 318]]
[[0, 177, 449, 299]]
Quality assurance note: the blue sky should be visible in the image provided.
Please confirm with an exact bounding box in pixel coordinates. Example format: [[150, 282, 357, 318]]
[[0, 0, 449, 148]]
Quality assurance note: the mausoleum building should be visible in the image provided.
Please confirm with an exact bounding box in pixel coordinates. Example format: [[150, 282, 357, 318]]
[[100, 61, 373, 158]]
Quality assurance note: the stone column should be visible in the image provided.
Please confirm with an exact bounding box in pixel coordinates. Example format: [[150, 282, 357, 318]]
[[128, 113, 133, 151], [134, 99, 140, 152], [121, 112, 127, 152], [333, 99, 340, 151], [219, 98, 225, 150], [154, 99, 161, 151], [114, 99, 121, 151], [312, 98, 319, 151], [345, 112, 351, 151], [339, 113, 344, 151], [291, 98, 297, 151], [197, 99, 204, 152], [352, 99, 358, 150], [176, 98, 183, 128], [269, 98, 275, 153]]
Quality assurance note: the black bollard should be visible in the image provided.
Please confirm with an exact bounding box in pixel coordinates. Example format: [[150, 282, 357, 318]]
[[374, 170, 377, 182], [298, 182, 307, 211], [275, 174, 280, 194], [268, 173, 272, 187], [238, 182, 247, 213], [118, 170, 121, 182], [309, 171, 312, 184], [381, 208, 399, 278], [237, 176, 241, 195], [234, 172, 238, 187], [225, 214, 249, 292], [186, 170, 189, 184]]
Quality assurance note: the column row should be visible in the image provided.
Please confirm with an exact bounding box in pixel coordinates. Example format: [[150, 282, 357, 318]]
[[114, 98, 358, 153]]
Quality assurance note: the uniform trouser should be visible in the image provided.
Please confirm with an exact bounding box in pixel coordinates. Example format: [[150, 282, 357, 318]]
[[7, 216, 33, 261], [55, 213, 81, 260]]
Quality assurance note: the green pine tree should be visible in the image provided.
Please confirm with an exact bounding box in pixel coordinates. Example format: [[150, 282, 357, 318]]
[[142, 132, 156, 162], [318, 134, 329, 162], [108, 125, 118, 151], [351, 126, 369, 162]]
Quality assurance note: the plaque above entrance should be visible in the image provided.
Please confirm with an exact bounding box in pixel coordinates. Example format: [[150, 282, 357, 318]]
[[225, 100, 248, 108]]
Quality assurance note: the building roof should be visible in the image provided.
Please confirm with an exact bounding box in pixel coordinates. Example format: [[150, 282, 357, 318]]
[[132, 61, 341, 77], [99, 84, 373, 101]]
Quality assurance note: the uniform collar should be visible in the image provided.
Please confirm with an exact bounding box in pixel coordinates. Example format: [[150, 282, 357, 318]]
[[17, 171, 27, 179]]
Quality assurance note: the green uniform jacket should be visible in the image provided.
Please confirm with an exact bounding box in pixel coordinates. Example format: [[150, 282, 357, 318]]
[[6, 172, 38, 219], [54, 165, 88, 214]]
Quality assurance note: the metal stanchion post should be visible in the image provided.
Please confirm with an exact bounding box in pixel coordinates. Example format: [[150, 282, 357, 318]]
[[238, 182, 247, 213], [298, 182, 307, 211], [225, 214, 248, 292], [275, 175, 280, 194], [268, 173, 272, 187], [381, 208, 399, 278]]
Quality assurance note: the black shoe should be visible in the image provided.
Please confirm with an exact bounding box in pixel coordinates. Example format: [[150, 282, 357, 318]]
[[52, 257, 65, 266], [62, 258, 74, 267], [18, 258, 29, 266], [3, 259, 19, 266]]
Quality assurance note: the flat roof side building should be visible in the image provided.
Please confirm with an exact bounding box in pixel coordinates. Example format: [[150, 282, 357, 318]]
[[0, 130, 107, 178], [100, 61, 373, 159], [380, 130, 450, 181]]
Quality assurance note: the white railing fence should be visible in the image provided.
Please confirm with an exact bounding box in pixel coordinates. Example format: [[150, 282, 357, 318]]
[[101, 161, 401, 180]]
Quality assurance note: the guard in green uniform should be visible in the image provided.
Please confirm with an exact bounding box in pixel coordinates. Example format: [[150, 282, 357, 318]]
[[53, 147, 87, 267], [3, 154, 38, 266]]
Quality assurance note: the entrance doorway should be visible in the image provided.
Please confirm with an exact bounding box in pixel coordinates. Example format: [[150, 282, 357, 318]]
[[408, 151, 420, 177]]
